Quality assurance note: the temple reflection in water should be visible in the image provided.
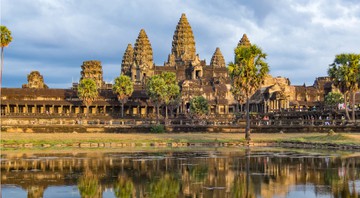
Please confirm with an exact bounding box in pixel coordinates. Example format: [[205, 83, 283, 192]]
[[1, 149, 359, 198]]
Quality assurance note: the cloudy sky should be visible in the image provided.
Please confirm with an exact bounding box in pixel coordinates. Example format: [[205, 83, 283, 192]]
[[1, 0, 360, 88]]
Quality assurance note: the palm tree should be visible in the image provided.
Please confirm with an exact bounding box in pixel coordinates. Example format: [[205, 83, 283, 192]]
[[228, 44, 269, 141], [328, 53, 360, 121], [0, 25, 13, 88], [231, 84, 246, 113], [77, 78, 98, 117], [113, 75, 134, 118]]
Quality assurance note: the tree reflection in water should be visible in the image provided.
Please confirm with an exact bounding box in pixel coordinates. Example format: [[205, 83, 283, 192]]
[[113, 175, 134, 198], [148, 173, 180, 198], [231, 173, 253, 198], [1, 149, 359, 198], [78, 170, 101, 198]]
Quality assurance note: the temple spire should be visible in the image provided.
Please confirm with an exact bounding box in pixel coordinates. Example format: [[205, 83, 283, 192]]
[[171, 13, 196, 62], [210, 47, 225, 68], [237, 34, 251, 47], [80, 60, 104, 88], [121, 44, 134, 76], [134, 29, 153, 69]]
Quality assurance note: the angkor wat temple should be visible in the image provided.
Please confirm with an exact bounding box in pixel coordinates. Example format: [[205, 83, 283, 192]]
[[1, 13, 354, 118]]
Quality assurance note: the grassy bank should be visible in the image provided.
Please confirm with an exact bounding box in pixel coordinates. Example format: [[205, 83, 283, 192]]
[[1, 132, 360, 148]]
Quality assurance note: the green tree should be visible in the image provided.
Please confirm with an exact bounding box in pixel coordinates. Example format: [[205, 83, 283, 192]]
[[324, 92, 344, 109], [159, 72, 180, 120], [189, 96, 209, 119], [113, 75, 134, 118], [78, 78, 99, 116], [0, 25, 13, 89], [228, 44, 269, 141], [328, 53, 360, 121], [146, 72, 180, 123], [146, 75, 166, 124]]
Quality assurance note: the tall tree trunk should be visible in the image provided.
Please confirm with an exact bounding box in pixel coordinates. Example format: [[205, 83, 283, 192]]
[[344, 93, 351, 120], [245, 148, 251, 198], [245, 97, 251, 141], [86, 105, 89, 118], [236, 101, 239, 113], [1, 47, 4, 93], [352, 91, 356, 122], [156, 103, 159, 124], [121, 102, 124, 118], [165, 105, 168, 119]]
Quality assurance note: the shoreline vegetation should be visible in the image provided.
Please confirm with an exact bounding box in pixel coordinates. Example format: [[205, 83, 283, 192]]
[[1, 132, 360, 150]]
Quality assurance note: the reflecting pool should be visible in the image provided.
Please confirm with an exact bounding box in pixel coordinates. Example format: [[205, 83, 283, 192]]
[[1, 148, 360, 198]]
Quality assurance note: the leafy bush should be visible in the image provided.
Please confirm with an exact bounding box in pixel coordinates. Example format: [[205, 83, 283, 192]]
[[328, 129, 336, 136], [150, 124, 166, 133]]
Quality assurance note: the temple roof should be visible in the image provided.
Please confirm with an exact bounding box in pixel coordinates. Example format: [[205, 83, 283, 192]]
[[171, 13, 196, 62], [210, 47, 226, 68], [134, 29, 153, 68]]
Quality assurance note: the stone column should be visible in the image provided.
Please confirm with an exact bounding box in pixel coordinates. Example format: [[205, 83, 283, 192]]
[[286, 100, 290, 109]]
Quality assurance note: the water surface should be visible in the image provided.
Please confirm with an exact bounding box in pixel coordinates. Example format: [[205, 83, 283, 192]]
[[1, 147, 359, 198]]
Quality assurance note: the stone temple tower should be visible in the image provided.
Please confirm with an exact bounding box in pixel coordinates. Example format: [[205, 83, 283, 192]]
[[170, 13, 197, 63], [80, 60, 104, 88], [237, 33, 251, 47], [22, 71, 48, 89], [131, 29, 154, 83], [121, 44, 134, 76], [210, 47, 226, 68]]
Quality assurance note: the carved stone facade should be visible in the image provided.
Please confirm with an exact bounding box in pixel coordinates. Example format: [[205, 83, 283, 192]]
[[249, 75, 337, 112], [121, 13, 235, 115], [22, 71, 48, 89], [80, 60, 105, 88]]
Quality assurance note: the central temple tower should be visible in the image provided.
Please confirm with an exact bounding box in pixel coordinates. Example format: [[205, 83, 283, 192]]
[[170, 13, 197, 63]]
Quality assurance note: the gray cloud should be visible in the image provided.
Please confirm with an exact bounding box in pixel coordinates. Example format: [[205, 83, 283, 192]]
[[2, 0, 360, 88]]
